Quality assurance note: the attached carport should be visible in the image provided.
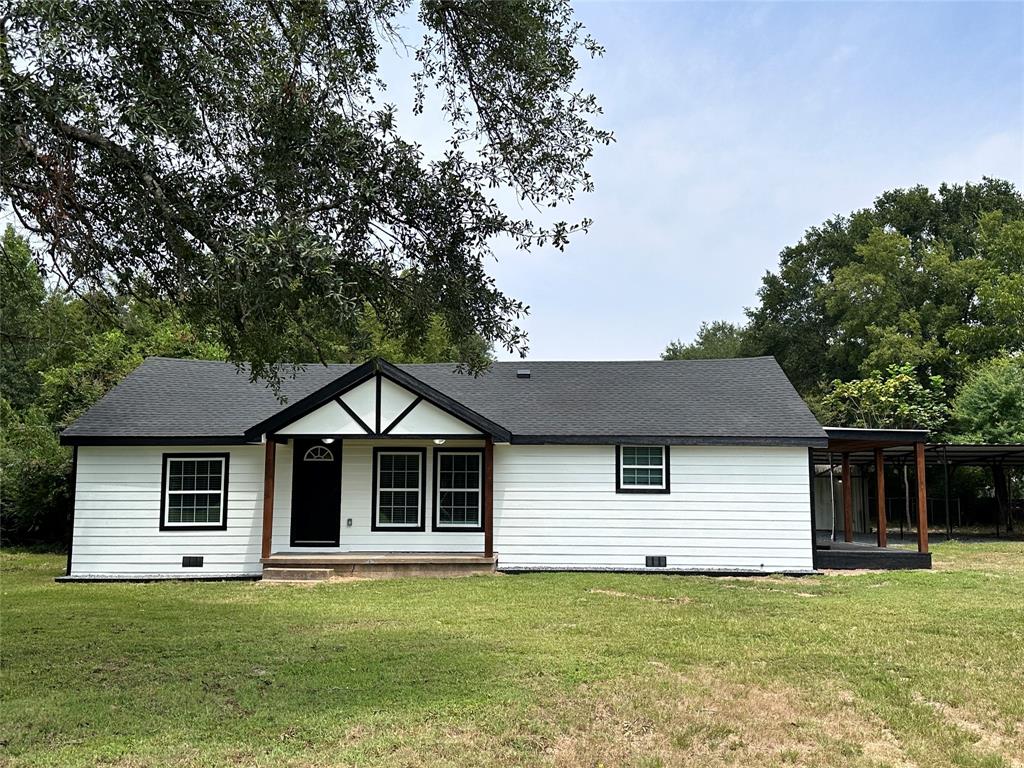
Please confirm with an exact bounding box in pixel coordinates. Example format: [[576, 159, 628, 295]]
[[810, 429, 1024, 569]]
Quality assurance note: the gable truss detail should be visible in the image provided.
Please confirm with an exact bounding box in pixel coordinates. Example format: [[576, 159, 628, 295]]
[[246, 359, 510, 441]]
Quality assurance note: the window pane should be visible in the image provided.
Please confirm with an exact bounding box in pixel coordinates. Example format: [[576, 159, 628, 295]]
[[379, 453, 419, 490], [622, 467, 663, 487], [622, 447, 663, 467], [379, 489, 419, 525], [167, 492, 222, 523], [439, 490, 480, 526]]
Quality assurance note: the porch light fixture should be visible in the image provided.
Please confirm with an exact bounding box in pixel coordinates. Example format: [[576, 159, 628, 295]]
[[433, 438, 446, 445], [322, 438, 336, 444]]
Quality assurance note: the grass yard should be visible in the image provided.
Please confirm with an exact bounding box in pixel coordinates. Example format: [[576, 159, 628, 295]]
[[2, 542, 1022, 768]]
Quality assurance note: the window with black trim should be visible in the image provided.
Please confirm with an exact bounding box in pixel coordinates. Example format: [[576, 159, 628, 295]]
[[617, 446, 670, 493], [161, 454, 229, 529], [374, 450, 424, 529], [434, 450, 483, 530]]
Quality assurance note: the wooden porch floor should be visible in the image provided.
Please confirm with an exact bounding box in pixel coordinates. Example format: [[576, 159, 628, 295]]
[[261, 552, 497, 581]]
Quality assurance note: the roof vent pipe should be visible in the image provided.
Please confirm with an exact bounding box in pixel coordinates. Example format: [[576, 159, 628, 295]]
[[516, 369, 531, 379]]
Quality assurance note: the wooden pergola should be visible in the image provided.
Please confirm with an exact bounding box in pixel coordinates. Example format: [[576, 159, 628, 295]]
[[816, 427, 931, 554], [813, 439, 1024, 541]]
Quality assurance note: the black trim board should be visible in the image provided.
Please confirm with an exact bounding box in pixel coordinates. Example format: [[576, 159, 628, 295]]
[[514, 434, 827, 447], [65, 446, 78, 576], [158, 452, 231, 532], [60, 433, 826, 448], [61, 435, 251, 446], [374, 371, 382, 434], [370, 446, 427, 532], [382, 396, 424, 435], [273, 433, 482, 441], [615, 445, 671, 494], [334, 396, 373, 434], [432, 447, 485, 532]]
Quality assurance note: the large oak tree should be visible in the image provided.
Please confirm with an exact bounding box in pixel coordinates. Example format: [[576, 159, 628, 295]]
[[1, 0, 610, 386]]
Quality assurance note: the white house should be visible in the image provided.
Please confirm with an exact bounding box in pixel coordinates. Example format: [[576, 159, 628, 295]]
[[59, 356, 833, 580]]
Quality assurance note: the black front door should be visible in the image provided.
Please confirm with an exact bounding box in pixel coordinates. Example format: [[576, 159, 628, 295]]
[[290, 439, 342, 547]]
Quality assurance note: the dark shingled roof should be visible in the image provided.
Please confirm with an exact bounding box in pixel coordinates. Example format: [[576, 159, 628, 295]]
[[61, 356, 826, 445]]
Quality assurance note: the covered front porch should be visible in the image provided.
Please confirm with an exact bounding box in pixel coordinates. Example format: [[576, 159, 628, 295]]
[[251, 360, 503, 579]]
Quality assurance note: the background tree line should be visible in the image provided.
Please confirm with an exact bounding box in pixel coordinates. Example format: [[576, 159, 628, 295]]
[[665, 178, 1024, 530], [0, 225, 490, 545], [665, 177, 1024, 441]]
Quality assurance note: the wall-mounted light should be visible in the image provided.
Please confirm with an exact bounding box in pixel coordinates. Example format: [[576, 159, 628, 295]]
[[322, 437, 336, 444], [433, 438, 446, 445]]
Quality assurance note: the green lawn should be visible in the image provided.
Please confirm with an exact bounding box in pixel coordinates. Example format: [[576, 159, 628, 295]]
[[2, 542, 1022, 768]]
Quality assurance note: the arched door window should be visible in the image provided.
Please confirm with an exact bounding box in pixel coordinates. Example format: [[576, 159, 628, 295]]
[[303, 445, 335, 462]]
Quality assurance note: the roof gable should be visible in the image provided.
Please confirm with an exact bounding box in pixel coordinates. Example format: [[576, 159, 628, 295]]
[[244, 359, 508, 441]]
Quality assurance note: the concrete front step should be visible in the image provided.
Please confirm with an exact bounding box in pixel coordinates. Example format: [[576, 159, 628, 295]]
[[262, 567, 336, 582], [260, 553, 497, 580]]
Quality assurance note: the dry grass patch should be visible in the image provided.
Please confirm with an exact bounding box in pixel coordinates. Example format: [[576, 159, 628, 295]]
[[932, 540, 1024, 576], [587, 588, 694, 604], [912, 693, 1024, 767], [542, 665, 913, 768]]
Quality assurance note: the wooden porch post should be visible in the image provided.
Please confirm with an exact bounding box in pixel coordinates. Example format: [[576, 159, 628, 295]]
[[915, 441, 929, 554], [483, 435, 494, 558], [842, 452, 853, 542], [874, 448, 887, 548], [261, 439, 276, 560]]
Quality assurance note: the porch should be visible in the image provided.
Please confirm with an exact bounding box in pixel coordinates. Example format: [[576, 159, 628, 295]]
[[254, 361, 501, 578]]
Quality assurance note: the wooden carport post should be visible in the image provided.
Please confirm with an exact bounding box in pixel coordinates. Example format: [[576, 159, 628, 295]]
[[874, 448, 887, 548], [261, 439, 276, 560], [915, 441, 929, 554], [842, 453, 853, 542]]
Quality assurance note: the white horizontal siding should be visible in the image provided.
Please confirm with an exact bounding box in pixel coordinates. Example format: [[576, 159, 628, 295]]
[[70, 445, 264, 577], [492, 445, 814, 573], [271, 438, 485, 554], [70, 441, 815, 577]]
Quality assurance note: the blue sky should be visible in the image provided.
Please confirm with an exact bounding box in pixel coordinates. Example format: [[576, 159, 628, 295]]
[[389, 1, 1023, 361]]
